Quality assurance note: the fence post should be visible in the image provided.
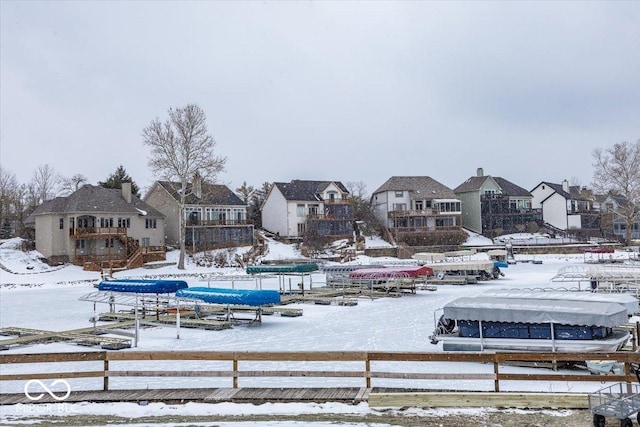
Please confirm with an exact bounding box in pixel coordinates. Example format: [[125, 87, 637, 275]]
[[103, 358, 109, 391], [233, 358, 238, 389], [365, 355, 371, 389], [493, 354, 500, 392]]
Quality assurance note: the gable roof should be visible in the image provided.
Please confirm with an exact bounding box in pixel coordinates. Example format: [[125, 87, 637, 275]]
[[273, 180, 349, 202], [454, 175, 531, 197], [27, 185, 164, 218], [156, 181, 245, 206], [493, 177, 532, 197], [372, 176, 457, 199], [534, 181, 570, 199]]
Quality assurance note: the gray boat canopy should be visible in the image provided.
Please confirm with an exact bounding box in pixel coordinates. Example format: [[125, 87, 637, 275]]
[[443, 297, 628, 327], [480, 289, 639, 316]]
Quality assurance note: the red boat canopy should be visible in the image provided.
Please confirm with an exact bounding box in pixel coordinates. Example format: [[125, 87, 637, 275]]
[[583, 247, 615, 253], [349, 266, 433, 279]]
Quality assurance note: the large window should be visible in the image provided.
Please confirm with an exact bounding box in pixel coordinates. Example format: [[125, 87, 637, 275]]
[[59, 218, 64, 230], [145, 218, 157, 229], [297, 204, 305, 217], [118, 218, 130, 228], [100, 217, 113, 228]]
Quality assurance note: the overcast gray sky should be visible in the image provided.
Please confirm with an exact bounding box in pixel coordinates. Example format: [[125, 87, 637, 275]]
[[1, 1, 639, 196]]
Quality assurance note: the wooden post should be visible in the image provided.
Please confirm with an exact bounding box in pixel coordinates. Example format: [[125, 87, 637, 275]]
[[103, 359, 109, 391], [365, 357, 371, 388], [233, 359, 238, 389], [493, 356, 500, 392]]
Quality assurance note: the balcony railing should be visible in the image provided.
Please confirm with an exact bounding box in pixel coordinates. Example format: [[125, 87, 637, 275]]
[[70, 227, 127, 237], [322, 198, 352, 205], [186, 219, 253, 227], [388, 209, 463, 218]]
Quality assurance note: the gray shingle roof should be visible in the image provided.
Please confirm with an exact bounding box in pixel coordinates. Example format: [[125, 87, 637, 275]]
[[157, 181, 245, 206], [454, 175, 532, 197], [372, 176, 457, 199], [274, 180, 349, 201], [28, 185, 164, 217]]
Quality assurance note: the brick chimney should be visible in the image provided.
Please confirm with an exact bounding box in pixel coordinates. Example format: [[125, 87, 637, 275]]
[[122, 182, 132, 203]]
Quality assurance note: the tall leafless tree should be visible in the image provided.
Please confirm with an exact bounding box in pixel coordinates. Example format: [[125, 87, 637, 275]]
[[60, 174, 89, 196], [142, 104, 226, 269], [592, 139, 640, 243], [30, 164, 61, 204]]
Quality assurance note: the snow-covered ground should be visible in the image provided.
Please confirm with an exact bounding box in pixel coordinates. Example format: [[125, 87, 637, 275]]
[[0, 235, 637, 426]]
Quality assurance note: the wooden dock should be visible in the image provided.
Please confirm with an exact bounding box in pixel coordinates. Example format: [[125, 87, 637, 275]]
[[0, 387, 371, 405], [0, 323, 134, 351], [0, 387, 592, 409]]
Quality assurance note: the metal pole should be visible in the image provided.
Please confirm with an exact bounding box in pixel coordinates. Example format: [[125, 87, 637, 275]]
[[176, 300, 181, 340], [134, 295, 139, 347]]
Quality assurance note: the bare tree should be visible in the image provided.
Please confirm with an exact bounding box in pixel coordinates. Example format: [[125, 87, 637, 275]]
[[142, 104, 226, 269], [345, 181, 380, 235], [30, 164, 61, 204], [0, 167, 20, 237], [592, 139, 640, 243], [60, 174, 89, 196]]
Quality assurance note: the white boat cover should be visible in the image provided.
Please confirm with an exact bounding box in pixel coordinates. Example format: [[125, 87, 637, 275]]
[[425, 260, 495, 272], [480, 289, 639, 316], [413, 253, 446, 262], [442, 297, 628, 327]]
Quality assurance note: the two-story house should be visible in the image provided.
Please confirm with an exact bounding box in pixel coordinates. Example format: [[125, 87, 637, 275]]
[[454, 168, 541, 237], [144, 178, 254, 251], [261, 180, 353, 241], [24, 183, 166, 269], [370, 176, 462, 240], [530, 180, 600, 234], [597, 194, 640, 241]]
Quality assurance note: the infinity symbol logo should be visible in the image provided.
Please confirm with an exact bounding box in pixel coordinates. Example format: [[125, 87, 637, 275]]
[[24, 379, 71, 401]]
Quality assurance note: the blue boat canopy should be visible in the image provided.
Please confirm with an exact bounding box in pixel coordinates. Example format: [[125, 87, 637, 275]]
[[246, 263, 319, 274], [98, 279, 188, 294], [176, 287, 281, 306]]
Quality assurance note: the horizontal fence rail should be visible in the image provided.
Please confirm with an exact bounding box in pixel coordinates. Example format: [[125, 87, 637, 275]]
[[1, 351, 640, 394]]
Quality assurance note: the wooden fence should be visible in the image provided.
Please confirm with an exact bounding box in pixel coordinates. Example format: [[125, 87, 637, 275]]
[[1, 351, 640, 393]]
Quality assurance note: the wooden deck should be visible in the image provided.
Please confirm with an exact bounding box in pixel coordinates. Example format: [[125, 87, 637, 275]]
[[0, 387, 371, 405], [0, 387, 592, 409]]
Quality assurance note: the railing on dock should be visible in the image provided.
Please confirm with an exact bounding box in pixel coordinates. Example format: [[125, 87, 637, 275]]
[[1, 351, 639, 393]]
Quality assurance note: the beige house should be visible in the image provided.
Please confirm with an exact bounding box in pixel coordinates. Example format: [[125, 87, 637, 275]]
[[144, 179, 254, 251], [25, 183, 166, 269]]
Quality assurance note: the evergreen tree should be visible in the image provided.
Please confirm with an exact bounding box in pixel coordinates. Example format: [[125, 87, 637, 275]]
[[99, 165, 141, 197]]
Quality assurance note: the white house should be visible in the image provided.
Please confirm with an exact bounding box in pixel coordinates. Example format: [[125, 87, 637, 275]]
[[261, 180, 353, 240], [531, 180, 599, 232]]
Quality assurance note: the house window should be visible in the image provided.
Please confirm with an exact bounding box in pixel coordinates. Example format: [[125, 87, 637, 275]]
[[425, 200, 432, 208], [118, 218, 130, 228], [297, 223, 306, 235], [59, 218, 64, 230], [415, 201, 423, 210], [100, 217, 113, 228], [436, 217, 456, 227], [297, 204, 305, 217], [145, 218, 157, 229], [105, 238, 114, 248], [76, 239, 86, 249], [392, 203, 406, 212], [141, 237, 150, 247], [308, 204, 319, 216], [395, 191, 403, 197]]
